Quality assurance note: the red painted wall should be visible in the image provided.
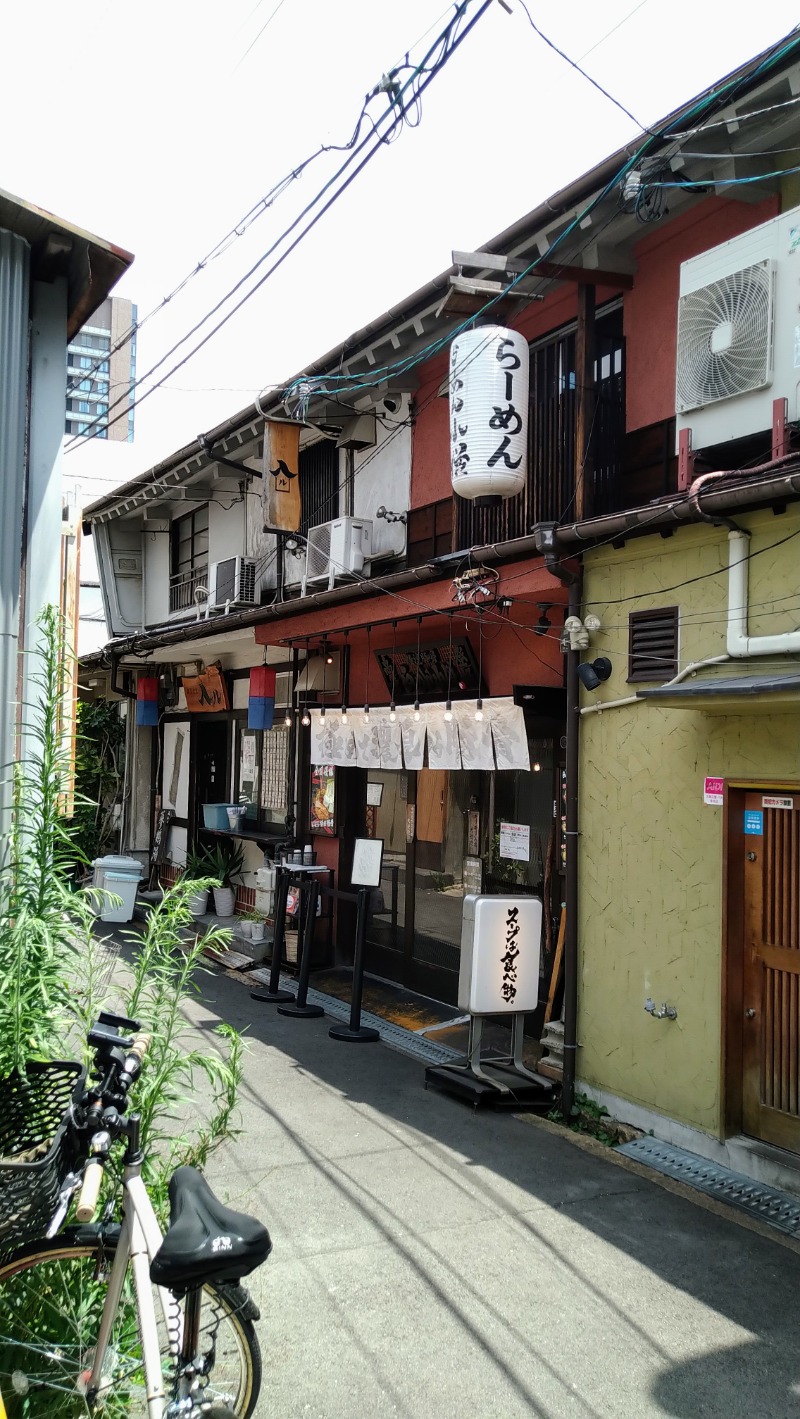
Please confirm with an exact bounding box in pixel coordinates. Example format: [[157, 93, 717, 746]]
[[410, 284, 619, 509], [410, 194, 782, 493], [625, 194, 780, 431]]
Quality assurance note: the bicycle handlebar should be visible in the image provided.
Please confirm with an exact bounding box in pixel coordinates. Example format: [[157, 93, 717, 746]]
[[75, 1160, 104, 1223]]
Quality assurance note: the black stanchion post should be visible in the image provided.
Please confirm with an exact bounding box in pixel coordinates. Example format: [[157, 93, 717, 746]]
[[278, 876, 324, 1018], [329, 887, 379, 1043], [250, 864, 294, 1004]]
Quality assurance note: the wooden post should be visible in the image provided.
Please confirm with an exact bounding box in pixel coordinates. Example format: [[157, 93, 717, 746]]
[[575, 282, 596, 522], [543, 906, 567, 1027]]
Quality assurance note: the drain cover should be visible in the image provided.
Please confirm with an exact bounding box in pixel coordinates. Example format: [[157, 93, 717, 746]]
[[617, 1137, 800, 1238]]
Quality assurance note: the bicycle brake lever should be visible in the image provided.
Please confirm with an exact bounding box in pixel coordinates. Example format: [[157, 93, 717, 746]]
[[46, 1171, 82, 1238]]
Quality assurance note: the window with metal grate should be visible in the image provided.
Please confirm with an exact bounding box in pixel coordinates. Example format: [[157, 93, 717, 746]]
[[628, 606, 679, 683]]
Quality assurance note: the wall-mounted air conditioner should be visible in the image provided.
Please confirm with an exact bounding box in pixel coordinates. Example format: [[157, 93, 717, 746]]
[[302, 517, 373, 595], [675, 204, 800, 451], [208, 556, 258, 609]]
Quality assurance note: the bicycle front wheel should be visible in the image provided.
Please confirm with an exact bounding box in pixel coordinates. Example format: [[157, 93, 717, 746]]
[[0, 1229, 262, 1419]]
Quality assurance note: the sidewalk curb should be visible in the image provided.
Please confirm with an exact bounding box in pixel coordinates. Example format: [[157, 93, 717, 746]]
[[515, 1110, 800, 1256]]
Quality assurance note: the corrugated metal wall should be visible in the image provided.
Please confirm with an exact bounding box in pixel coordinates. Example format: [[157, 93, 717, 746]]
[[0, 228, 30, 827]]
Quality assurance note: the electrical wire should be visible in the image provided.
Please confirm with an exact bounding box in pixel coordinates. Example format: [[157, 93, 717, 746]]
[[87, 29, 800, 641], [281, 25, 800, 404], [576, 0, 651, 62], [66, 6, 471, 402], [515, 0, 655, 133], [65, 1, 487, 450], [232, 0, 289, 71]]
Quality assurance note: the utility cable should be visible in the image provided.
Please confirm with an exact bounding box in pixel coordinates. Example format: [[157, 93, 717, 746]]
[[65, 1, 488, 449]]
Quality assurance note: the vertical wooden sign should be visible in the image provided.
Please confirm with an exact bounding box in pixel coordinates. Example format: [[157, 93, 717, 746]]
[[263, 421, 301, 531]]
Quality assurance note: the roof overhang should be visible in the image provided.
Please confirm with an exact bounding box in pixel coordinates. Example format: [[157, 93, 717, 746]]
[[0, 187, 133, 339], [637, 669, 800, 712]]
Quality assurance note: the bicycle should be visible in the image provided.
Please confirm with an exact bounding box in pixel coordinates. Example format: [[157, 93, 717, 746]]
[[0, 1011, 272, 1419]]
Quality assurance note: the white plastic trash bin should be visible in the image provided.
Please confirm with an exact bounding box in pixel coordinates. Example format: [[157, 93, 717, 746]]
[[91, 855, 145, 922]]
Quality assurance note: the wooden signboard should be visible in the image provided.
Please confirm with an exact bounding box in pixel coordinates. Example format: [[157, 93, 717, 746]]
[[263, 421, 301, 532], [181, 663, 230, 713]]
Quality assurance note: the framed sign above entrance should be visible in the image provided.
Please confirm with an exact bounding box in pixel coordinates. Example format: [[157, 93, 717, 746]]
[[181, 664, 230, 713], [374, 637, 482, 702]]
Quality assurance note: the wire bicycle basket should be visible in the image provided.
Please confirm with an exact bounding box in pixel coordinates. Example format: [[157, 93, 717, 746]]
[[0, 1061, 85, 1255]]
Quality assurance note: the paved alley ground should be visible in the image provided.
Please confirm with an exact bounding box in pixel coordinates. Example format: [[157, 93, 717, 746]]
[[184, 968, 800, 1419]]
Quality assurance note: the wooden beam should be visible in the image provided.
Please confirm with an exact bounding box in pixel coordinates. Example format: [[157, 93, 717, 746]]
[[452, 248, 633, 290], [575, 282, 596, 522], [434, 288, 525, 323]]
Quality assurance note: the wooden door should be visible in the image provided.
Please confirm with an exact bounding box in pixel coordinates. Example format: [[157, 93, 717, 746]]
[[742, 791, 800, 1151]]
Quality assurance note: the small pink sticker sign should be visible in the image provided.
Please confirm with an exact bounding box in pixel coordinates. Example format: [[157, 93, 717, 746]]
[[703, 777, 724, 806]]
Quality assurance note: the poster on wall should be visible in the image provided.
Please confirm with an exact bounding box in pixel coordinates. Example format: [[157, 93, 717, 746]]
[[499, 821, 530, 862], [310, 764, 336, 836]]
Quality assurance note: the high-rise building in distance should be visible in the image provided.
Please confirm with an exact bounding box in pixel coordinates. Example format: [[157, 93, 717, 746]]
[[65, 295, 136, 442]]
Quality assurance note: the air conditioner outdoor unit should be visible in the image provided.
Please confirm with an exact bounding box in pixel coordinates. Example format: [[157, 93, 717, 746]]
[[675, 204, 800, 451], [302, 517, 373, 595], [208, 556, 258, 609]]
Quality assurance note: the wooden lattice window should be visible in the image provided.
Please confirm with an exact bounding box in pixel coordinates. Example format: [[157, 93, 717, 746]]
[[628, 607, 679, 683]]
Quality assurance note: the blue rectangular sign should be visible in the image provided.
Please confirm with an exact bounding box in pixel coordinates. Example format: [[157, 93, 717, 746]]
[[744, 810, 763, 836]]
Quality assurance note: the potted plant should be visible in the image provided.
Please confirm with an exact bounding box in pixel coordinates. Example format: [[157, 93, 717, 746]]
[[207, 840, 245, 918], [183, 845, 214, 918]]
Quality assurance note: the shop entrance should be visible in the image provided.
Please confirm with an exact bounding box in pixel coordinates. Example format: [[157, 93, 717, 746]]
[[193, 719, 231, 836], [364, 738, 559, 1005], [736, 789, 800, 1153]]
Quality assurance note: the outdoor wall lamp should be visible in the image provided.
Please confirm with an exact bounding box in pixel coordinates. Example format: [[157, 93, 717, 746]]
[[564, 615, 589, 651], [576, 657, 612, 692]]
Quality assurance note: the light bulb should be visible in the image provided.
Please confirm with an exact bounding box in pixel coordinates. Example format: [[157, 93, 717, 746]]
[[413, 701, 421, 722], [444, 700, 453, 722], [284, 710, 292, 727], [389, 704, 396, 723], [364, 704, 370, 717], [341, 706, 348, 724], [533, 760, 541, 772], [319, 706, 326, 720], [301, 709, 311, 727], [474, 698, 484, 722]]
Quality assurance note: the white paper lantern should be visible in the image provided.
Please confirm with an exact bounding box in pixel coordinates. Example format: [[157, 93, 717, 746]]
[[449, 326, 529, 501]]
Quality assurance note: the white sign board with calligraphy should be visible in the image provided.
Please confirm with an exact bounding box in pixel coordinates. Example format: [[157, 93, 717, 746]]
[[458, 894, 541, 1015]]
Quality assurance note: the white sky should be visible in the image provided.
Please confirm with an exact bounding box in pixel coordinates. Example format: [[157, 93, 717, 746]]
[[4, 0, 799, 496]]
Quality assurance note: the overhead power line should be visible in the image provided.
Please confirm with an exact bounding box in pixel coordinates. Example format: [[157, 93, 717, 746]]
[[65, 0, 495, 451]]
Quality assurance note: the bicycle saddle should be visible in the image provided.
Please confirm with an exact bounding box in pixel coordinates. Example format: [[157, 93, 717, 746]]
[[150, 1166, 272, 1292]]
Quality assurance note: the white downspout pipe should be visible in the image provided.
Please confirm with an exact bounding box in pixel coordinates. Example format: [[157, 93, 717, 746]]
[[580, 655, 730, 716], [727, 529, 800, 657]]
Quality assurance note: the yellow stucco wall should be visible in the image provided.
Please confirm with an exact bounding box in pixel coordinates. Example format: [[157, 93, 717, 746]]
[[578, 506, 800, 1135]]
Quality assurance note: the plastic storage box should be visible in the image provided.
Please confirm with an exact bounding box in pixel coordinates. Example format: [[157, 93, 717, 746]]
[[202, 803, 241, 830], [91, 854, 144, 922]]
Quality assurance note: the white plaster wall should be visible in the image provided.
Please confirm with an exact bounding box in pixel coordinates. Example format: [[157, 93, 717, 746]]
[[144, 524, 170, 626], [105, 522, 144, 632], [353, 397, 411, 561], [245, 481, 278, 593], [209, 497, 246, 565]]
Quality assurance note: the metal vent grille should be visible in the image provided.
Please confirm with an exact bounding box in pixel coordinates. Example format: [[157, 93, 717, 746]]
[[676, 260, 774, 413], [305, 523, 333, 585], [628, 606, 679, 683], [238, 558, 257, 604]]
